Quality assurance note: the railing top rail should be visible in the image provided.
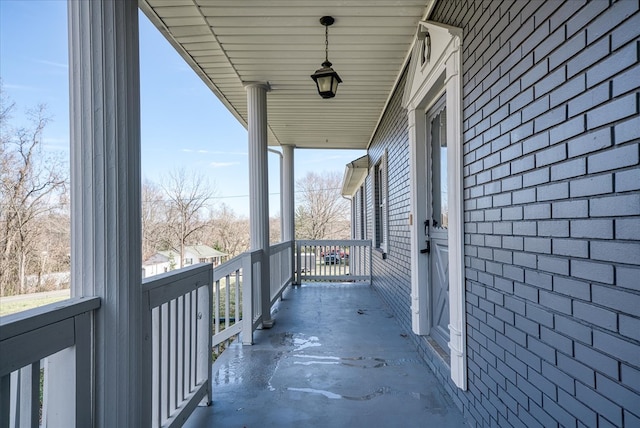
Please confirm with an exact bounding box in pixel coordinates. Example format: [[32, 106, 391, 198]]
[[297, 239, 372, 246], [213, 248, 262, 281], [142, 263, 211, 292], [0, 296, 101, 341], [143, 264, 212, 310], [269, 240, 293, 252]]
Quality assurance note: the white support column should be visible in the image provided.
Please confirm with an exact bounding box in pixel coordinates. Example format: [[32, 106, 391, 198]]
[[68, 1, 142, 427], [246, 83, 273, 328], [267, 148, 284, 241], [282, 145, 296, 284], [282, 145, 295, 242]]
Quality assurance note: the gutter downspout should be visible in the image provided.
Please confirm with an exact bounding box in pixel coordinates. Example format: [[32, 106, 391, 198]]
[[268, 148, 284, 242]]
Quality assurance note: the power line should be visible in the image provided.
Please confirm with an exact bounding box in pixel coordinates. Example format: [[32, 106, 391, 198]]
[[141, 187, 344, 203]]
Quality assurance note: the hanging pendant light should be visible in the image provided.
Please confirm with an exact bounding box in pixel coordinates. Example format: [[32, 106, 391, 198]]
[[310, 16, 342, 99]]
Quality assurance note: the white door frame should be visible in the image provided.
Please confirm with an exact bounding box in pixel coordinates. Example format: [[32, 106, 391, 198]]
[[404, 21, 466, 390]]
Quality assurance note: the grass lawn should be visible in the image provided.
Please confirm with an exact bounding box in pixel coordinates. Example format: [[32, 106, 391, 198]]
[[0, 290, 70, 317]]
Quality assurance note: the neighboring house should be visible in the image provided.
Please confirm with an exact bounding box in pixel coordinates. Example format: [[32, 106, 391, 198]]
[[142, 245, 227, 278], [342, 2, 640, 427]]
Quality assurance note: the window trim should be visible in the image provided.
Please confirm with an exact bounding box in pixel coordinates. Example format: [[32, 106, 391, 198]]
[[359, 185, 366, 240], [372, 150, 389, 254]]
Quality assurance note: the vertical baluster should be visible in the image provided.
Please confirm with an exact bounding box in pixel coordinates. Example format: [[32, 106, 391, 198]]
[[353, 245, 356, 276], [309, 244, 312, 279], [235, 270, 240, 328], [182, 294, 187, 400], [214, 280, 221, 357], [172, 299, 178, 414], [252, 260, 257, 321], [184, 291, 191, 397], [164, 302, 171, 423], [158, 304, 164, 425], [178, 295, 185, 404], [215, 280, 220, 336], [304, 244, 308, 281], [325, 244, 328, 277], [331, 245, 335, 277], [26, 361, 39, 428], [330, 244, 333, 278], [225, 275, 230, 332], [331, 245, 334, 277], [9, 370, 18, 428], [189, 290, 195, 392], [301, 245, 305, 280], [191, 290, 197, 391], [153, 309, 159, 428]]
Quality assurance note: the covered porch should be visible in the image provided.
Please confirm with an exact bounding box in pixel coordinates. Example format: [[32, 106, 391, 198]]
[[185, 282, 466, 427], [1, 240, 465, 427], [5, 0, 637, 427], [3, 1, 444, 425]]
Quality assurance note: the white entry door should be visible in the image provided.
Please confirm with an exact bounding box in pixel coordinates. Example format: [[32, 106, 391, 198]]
[[427, 97, 450, 353]]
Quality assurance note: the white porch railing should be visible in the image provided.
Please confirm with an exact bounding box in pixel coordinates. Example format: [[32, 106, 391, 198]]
[[212, 248, 262, 347], [0, 241, 295, 428], [141, 263, 213, 428], [140, 241, 295, 427], [0, 296, 100, 428], [212, 241, 293, 346], [296, 239, 372, 284], [269, 241, 294, 305]]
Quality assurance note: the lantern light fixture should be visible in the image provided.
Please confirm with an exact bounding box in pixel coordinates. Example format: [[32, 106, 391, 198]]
[[310, 16, 342, 99]]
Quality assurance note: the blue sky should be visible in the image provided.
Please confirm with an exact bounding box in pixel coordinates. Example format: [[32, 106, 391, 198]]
[[0, 1, 364, 216]]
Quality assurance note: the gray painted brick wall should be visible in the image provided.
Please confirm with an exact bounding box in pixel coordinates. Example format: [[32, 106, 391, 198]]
[[362, 0, 640, 427], [365, 68, 414, 331]]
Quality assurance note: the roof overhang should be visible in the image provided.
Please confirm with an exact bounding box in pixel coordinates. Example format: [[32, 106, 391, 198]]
[[138, 1, 434, 150], [341, 154, 369, 197]]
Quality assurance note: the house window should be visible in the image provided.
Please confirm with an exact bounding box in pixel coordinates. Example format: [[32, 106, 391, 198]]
[[359, 185, 366, 239], [374, 151, 388, 253], [184, 258, 193, 265]]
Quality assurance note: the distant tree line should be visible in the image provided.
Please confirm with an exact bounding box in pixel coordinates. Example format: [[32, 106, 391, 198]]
[[0, 90, 68, 296], [0, 88, 350, 296]]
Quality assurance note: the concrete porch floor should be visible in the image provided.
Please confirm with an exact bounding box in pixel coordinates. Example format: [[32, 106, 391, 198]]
[[185, 283, 468, 427]]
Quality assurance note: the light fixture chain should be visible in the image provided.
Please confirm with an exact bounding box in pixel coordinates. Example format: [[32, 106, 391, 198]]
[[325, 24, 329, 62]]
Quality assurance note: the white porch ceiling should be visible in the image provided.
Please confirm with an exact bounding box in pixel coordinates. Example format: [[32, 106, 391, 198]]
[[139, 0, 431, 150]]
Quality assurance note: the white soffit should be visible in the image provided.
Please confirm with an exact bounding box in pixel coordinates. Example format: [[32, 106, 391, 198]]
[[139, 0, 430, 150], [341, 154, 369, 197]]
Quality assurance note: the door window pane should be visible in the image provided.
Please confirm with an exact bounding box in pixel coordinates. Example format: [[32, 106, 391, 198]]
[[430, 107, 448, 229]]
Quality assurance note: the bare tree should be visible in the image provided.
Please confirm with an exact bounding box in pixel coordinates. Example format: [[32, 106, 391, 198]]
[[269, 215, 281, 244], [205, 203, 249, 257], [0, 91, 68, 295], [141, 179, 171, 260], [295, 171, 349, 240], [30, 210, 70, 291], [160, 168, 216, 267]]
